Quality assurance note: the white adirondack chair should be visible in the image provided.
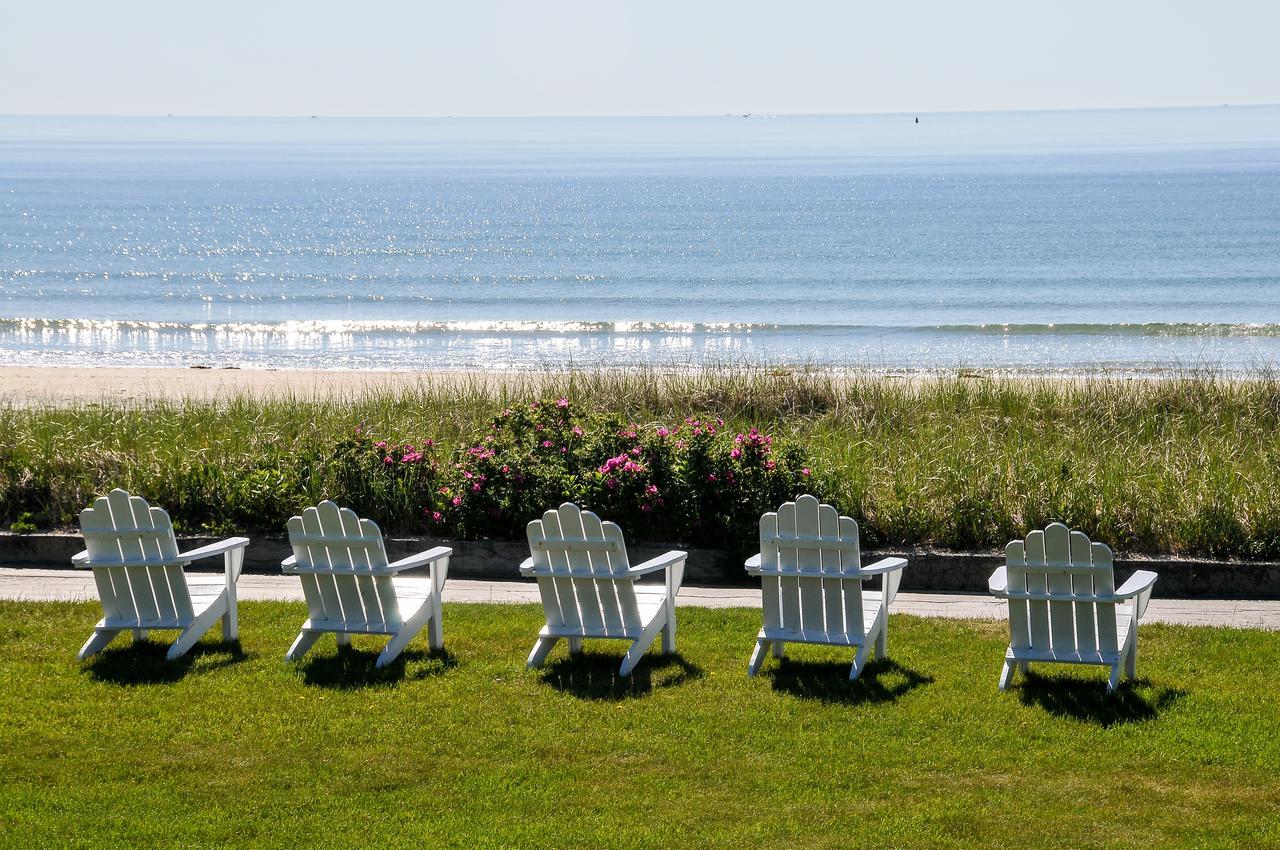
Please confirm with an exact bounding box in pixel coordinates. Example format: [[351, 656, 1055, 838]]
[[72, 489, 249, 661], [745, 495, 907, 680], [519, 503, 686, 676], [281, 501, 451, 668], [988, 523, 1158, 693]]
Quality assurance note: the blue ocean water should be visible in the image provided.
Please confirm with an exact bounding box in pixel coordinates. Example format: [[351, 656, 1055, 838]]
[[1, 107, 1278, 373]]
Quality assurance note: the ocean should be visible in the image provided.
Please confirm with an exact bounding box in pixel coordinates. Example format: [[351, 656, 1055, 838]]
[[1, 106, 1278, 373]]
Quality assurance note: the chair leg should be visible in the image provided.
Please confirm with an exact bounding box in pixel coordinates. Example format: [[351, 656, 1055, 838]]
[[620, 617, 666, 676], [167, 600, 225, 660], [998, 659, 1016, 691], [771, 640, 786, 659], [1108, 663, 1123, 694], [1125, 639, 1138, 680], [661, 588, 677, 654], [222, 547, 242, 641], [286, 630, 322, 661], [527, 635, 560, 669], [427, 595, 444, 651], [335, 633, 351, 648], [875, 613, 888, 660], [131, 629, 150, 642], [850, 640, 873, 681], [567, 637, 584, 655], [377, 598, 439, 668], [747, 638, 770, 676], [78, 628, 122, 660]]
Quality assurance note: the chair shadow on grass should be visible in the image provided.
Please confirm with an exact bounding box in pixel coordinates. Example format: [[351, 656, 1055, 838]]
[[538, 651, 705, 701], [1015, 671, 1187, 727], [298, 646, 458, 690], [84, 638, 247, 685], [763, 657, 933, 705]]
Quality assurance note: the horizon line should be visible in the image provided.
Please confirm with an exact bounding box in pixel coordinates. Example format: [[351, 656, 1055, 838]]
[[3, 101, 1278, 122]]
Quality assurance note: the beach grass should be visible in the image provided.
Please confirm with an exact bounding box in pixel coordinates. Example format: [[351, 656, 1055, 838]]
[[3, 368, 1280, 559], [0, 600, 1277, 848]]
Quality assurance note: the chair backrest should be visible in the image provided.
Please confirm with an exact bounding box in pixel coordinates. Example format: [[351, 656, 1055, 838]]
[[79, 488, 194, 625], [1004, 523, 1119, 657], [758, 494, 866, 639], [286, 501, 398, 627], [525, 503, 641, 634]]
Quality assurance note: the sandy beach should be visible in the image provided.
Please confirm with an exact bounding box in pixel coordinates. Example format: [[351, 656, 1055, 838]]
[[0, 365, 557, 405]]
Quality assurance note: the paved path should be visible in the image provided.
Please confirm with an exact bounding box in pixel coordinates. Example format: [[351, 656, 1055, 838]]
[[2, 568, 1278, 629]]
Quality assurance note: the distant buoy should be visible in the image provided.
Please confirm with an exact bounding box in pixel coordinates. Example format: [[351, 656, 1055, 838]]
[[915, 116, 919, 124]]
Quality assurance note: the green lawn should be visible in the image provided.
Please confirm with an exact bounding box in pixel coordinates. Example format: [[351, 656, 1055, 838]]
[[1, 601, 1277, 849]]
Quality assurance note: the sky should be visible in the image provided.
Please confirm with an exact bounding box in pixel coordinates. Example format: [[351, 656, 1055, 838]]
[[3, 1, 1278, 117]]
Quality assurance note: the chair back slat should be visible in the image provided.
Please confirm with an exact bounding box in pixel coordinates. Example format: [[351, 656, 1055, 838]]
[[1044, 524, 1077, 651], [1070, 530, 1098, 652], [79, 489, 192, 624], [1004, 523, 1120, 656], [526, 504, 640, 633], [287, 502, 398, 629], [759, 495, 863, 639]]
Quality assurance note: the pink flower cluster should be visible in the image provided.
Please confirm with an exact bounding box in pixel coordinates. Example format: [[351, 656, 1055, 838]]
[[735, 428, 773, 449], [598, 453, 646, 476]]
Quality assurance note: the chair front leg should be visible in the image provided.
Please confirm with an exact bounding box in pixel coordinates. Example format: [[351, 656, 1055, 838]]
[[662, 563, 680, 654], [222, 547, 244, 641]]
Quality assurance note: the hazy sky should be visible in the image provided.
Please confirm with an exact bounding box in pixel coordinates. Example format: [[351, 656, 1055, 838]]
[[4, 1, 1277, 117]]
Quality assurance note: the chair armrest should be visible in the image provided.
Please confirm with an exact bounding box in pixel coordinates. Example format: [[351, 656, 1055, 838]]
[[72, 549, 90, 567], [518, 556, 537, 577], [862, 556, 907, 605], [179, 537, 250, 562], [1115, 569, 1158, 619], [744, 553, 763, 574], [860, 556, 907, 576], [628, 550, 687, 577], [386, 545, 452, 573], [988, 566, 1009, 597]]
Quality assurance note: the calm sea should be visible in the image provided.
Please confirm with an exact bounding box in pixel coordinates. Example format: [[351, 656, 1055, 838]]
[[1, 107, 1278, 373]]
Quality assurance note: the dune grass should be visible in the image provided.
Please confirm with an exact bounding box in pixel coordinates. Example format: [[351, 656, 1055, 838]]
[[3, 367, 1280, 558], [0, 600, 1277, 848]]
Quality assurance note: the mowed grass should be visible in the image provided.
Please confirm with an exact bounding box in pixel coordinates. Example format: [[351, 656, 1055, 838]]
[[1, 601, 1277, 848]]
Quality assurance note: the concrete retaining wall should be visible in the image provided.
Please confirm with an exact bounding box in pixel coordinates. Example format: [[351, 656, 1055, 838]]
[[4, 532, 1279, 599]]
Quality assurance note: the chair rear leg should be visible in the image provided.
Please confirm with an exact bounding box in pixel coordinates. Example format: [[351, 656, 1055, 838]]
[[771, 640, 786, 659], [747, 637, 770, 676], [378, 601, 438, 668], [78, 628, 122, 660], [849, 640, 873, 681], [131, 629, 150, 642], [167, 600, 225, 660], [1125, 637, 1138, 680], [567, 637, 584, 655], [1107, 662, 1123, 694], [619, 617, 666, 676], [527, 635, 560, 669], [998, 659, 1016, 691], [286, 629, 323, 661], [335, 632, 351, 648]]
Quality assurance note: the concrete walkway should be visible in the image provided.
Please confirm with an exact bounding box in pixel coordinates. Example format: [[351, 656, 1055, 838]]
[[2, 568, 1278, 629]]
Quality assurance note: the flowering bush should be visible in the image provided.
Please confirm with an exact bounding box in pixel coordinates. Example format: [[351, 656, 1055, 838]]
[[333, 399, 819, 549]]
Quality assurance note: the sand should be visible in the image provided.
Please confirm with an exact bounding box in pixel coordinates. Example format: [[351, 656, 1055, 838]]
[[0, 363, 1193, 406], [0, 365, 550, 405]]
